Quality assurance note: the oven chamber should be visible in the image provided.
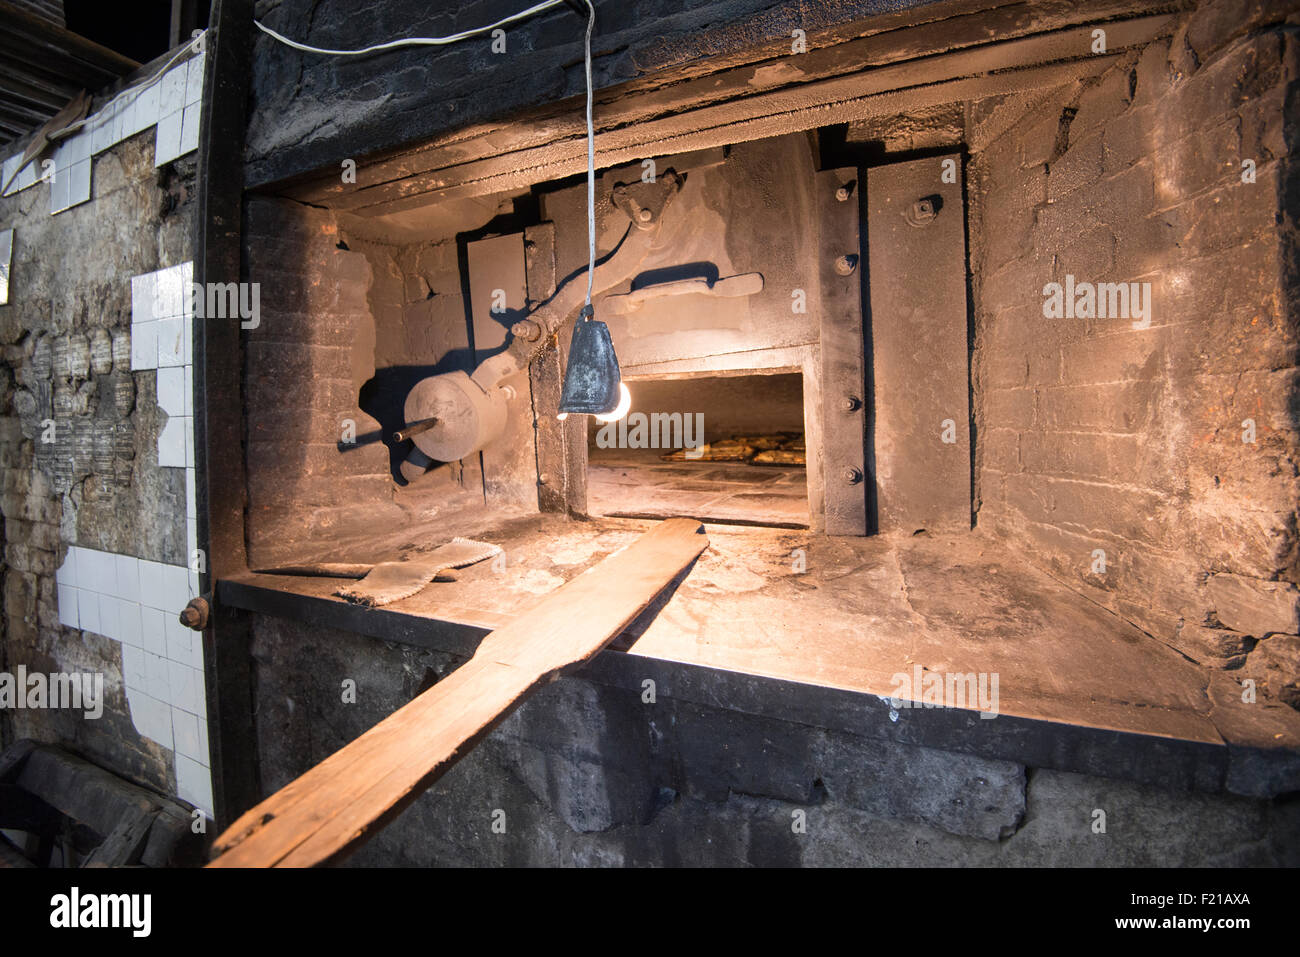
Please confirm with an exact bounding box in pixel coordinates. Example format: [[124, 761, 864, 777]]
[[242, 130, 972, 559]]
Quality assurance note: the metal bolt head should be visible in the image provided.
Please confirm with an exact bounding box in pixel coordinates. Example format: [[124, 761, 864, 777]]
[[906, 194, 941, 226], [834, 254, 858, 276], [636, 208, 653, 223], [835, 186, 851, 202], [843, 466, 863, 485], [179, 597, 210, 631], [511, 319, 542, 342], [841, 395, 862, 413]]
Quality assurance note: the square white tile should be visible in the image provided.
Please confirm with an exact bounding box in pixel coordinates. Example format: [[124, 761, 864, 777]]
[[186, 53, 205, 104], [196, 717, 209, 765], [161, 67, 188, 118], [127, 688, 172, 750], [140, 605, 167, 656], [157, 416, 185, 468], [162, 562, 189, 611], [114, 553, 140, 603], [77, 588, 101, 634], [172, 706, 202, 761], [157, 366, 185, 416], [154, 107, 183, 166], [138, 559, 166, 610], [49, 163, 69, 212], [68, 160, 90, 206], [167, 659, 202, 714], [68, 131, 90, 165], [157, 316, 184, 367], [118, 599, 142, 648], [57, 584, 79, 628], [90, 114, 113, 154], [87, 548, 116, 594], [137, 81, 160, 128], [175, 753, 212, 816], [145, 651, 170, 700], [130, 321, 158, 371], [121, 643, 147, 691], [56, 549, 77, 587], [97, 592, 121, 641], [131, 272, 157, 323], [73, 546, 94, 587], [179, 103, 200, 156], [155, 267, 185, 320]]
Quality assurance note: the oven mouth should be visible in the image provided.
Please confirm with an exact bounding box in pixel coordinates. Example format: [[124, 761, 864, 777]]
[[586, 371, 809, 529]]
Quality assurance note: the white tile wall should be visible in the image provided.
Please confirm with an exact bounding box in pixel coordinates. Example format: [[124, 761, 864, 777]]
[[56, 543, 210, 817], [1, 38, 206, 211], [49, 255, 211, 818]]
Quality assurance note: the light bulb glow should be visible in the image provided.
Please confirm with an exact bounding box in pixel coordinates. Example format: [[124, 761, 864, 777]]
[[594, 382, 632, 422]]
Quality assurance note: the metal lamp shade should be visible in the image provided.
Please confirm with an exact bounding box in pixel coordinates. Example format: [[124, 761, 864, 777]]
[[558, 315, 622, 415]]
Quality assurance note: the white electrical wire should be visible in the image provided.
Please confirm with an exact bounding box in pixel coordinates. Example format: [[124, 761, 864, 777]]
[[253, 1, 599, 308], [580, 0, 596, 309], [253, 0, 566, 54]]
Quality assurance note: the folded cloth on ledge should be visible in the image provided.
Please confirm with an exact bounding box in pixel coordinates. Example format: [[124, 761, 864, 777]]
[[333, 537, 503, 607]]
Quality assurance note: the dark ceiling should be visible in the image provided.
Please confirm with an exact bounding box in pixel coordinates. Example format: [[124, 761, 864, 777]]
[[0, 0, 204, 151]]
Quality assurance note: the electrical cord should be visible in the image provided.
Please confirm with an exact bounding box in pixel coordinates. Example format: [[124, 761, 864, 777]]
[[253, 1, 600, 309]]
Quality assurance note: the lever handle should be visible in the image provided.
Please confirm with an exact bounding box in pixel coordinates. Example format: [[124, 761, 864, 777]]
[[601, 272, 764, 315]]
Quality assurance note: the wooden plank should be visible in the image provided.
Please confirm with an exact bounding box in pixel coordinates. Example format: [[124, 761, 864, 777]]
[[299, 15, 1169, 216], [208, 518, 708, 867], [818, 167, 867, 536], [283, 3, 1170, 208]]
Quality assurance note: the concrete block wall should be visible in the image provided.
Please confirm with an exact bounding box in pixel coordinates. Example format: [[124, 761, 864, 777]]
[[969, 0, 1300, 695]]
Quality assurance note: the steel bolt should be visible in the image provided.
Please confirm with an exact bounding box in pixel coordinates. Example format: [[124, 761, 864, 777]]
[[511, 319, 542, 342], [835, 186, 851, 202], [636, 207, 653, 223], [834, 254, 858, 276], [843, 466, 863, 485], [841, 395, 862, 413]]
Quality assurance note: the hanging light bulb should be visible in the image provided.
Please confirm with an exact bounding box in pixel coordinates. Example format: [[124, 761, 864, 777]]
[[595, 382, 631, 422], [557, 303, 622, 417]]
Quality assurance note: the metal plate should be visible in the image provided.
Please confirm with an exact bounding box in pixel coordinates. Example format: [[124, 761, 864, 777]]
[[817, 168, 867, 536], [867, 153, 970, 533]]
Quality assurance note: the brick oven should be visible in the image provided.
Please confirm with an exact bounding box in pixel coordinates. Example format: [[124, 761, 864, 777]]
[[186, 0, 1300, 864]]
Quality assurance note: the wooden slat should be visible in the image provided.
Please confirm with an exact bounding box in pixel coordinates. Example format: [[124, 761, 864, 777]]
[[294, 13, 1171, 215], [208, 517, 708, 867]]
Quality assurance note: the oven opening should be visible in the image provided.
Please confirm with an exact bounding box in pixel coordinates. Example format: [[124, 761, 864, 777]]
[[586, 371, 808, 529]]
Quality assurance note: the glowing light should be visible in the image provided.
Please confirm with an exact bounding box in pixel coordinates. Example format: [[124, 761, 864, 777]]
[[594, 382, 632, 422]]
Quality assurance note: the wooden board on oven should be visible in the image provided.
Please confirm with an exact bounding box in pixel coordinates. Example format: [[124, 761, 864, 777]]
[[207, 517, 708, 868]]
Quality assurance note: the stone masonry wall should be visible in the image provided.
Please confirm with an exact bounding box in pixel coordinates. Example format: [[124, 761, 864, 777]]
[[0, 133, 194, 791], [250, 613, 1300, 866], [969, 0, 1300, 702]]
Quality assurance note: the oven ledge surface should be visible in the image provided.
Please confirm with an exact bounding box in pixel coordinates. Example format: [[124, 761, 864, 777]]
[[221, 514, 1300, 798]]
